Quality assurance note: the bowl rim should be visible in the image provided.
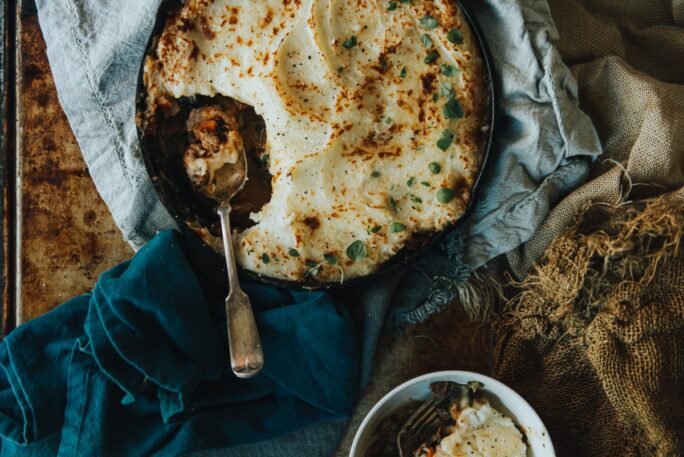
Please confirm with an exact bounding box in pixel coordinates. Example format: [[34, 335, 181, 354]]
[[349, 370, 555, 457]]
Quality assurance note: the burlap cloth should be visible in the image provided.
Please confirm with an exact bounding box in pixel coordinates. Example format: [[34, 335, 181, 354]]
[[496, 192, 684, 456], [337, 1, 684, 455], [494, 1, 684, 453]]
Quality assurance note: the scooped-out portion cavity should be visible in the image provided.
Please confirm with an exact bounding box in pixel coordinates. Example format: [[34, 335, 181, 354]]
[[142, 92, 273, 233], [142, 0, 488, 283]]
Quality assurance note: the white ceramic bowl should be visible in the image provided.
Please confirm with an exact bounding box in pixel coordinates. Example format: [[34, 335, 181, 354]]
[[350, 371, 555, 457]]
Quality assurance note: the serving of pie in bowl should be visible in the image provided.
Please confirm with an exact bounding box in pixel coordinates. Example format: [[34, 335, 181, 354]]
[[139, 0, 493, 285], [350, 371, 555, 457]]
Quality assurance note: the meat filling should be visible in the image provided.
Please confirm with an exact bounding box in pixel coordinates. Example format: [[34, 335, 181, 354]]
[[183, 103, 244, 192], [181, 97, 272, 225]]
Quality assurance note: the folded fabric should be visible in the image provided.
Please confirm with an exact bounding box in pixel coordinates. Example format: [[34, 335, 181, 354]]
[[0, 230, 358, 456]]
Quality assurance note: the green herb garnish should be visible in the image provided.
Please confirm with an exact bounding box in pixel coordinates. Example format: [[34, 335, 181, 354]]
[[443, 97, 464, 119], [436, 188, 456, 203], [390, 222, 406, 233], [385, 117, 393, 125], [370, 225, 382, 233], [387, 1, 397, 11], [432, 93, 439, 102], [311, 255, 345, 284], [288, 248, 300, 257], [388, 196, 399, 213], [262, 253, 270, 264], [424, 51, 439, 64], [420, 34, 433, 48], [372, 171, 381, 177], [337, 66, 344, 73], [421, 181, 431, 187], [447, 28, 463, 44], [407, 176, 416, 187], [440, 64, 455, 76], [346, 240, 368, 261], [429, 162, 442, 174], [343, 36, 358, 49], [410, 194, 423, 203], [437, 129, 455, 151], [420, 15, 439, 29], [440, 82, 455, 98], [400, 66, 407, 78], [305, 260, 322, 277]]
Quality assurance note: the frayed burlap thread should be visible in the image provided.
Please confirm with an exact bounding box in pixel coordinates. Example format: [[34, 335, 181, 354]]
[[493, 191, 684, 457]]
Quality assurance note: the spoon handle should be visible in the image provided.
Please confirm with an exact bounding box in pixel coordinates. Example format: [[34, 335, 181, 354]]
[[217, 204, 264, 378]]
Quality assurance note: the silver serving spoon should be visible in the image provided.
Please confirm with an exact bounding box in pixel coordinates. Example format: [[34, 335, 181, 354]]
[[207, 151, 264, 378]]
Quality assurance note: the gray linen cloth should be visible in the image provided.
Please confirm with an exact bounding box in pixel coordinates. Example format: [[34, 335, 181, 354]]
[[35, 0, 601, 455]]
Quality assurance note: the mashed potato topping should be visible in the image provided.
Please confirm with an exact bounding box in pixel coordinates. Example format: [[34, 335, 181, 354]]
[[431, 400, 526, 457], [144, 0, 486, 282]]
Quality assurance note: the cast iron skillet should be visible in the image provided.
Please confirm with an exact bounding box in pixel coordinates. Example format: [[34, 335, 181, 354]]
[[136, 0, 497, 290]]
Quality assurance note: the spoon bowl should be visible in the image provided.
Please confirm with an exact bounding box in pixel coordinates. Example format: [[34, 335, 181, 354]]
[[209, 151, 248, 202]]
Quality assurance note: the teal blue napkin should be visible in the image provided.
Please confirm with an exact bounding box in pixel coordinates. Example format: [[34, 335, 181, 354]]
[[0, 230, 358, 456]]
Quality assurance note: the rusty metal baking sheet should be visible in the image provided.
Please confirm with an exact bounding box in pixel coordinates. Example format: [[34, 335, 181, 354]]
[[2, 0, 11, 335], [7, 0, 132, 330]]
